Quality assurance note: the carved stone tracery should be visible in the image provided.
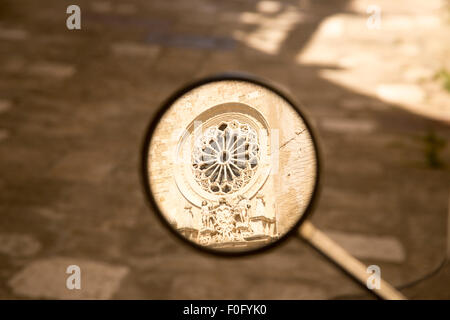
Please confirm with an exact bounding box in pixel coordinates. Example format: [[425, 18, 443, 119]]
[[192, 120, 260, 195], [180, 194, 278, 246]]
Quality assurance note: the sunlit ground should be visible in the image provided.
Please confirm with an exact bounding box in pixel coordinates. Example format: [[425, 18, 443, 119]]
[[295, 0, 450, 122]]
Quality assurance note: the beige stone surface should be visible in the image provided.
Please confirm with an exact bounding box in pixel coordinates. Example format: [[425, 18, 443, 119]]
[[111, 42, 160, 58], [0, 233, 41, 257], [29, 62, 76, 79], [0, 100, 12, 114], [0, 0, 449, 300], [325, 230, 406, 263], [0, 129, 9, 142], [50, 151, 115, 184], [0, 27, 28, 41], [296, 0, 450, 122]]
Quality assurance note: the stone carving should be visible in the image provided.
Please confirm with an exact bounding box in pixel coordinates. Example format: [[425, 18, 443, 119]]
[[191, 120, 260, 195], [214, 198, 235, 242], [236, 195, 251, 228], [178, 194, 277, 247], [250, 194, 269, 236], [200, 200, 214, 230]]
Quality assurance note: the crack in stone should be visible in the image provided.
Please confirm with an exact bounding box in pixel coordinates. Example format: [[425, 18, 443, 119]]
[[270, 129, 306, 155]]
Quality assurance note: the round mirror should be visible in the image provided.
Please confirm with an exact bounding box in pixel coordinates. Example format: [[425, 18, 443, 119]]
[[142, 74, 321, 256]]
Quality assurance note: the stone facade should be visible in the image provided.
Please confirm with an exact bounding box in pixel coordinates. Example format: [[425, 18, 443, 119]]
[[148, 80, 317, 252], [178, 194, 277, 247]]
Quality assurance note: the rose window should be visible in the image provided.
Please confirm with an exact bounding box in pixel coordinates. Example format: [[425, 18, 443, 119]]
[[192, 120, 260, 195]]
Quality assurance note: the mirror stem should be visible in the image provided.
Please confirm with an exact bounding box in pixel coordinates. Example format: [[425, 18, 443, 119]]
[[299, 221, 407, 300]]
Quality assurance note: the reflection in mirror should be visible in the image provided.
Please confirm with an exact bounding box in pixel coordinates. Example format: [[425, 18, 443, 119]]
[[143, 77, 319, 254]]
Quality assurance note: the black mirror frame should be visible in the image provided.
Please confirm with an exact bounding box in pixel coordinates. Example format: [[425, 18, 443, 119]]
[[141, 72, 323, 257]]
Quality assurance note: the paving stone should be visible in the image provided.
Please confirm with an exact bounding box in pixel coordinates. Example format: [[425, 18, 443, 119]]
[[320, 118, 377, 134], [34, 207, 65, 221], [383, 15, 441, 30], [90, 1, 112, 14], [403, 66, 434, 82], [111, 42, 160, 58], [321, 187, 381, 209], [246, 282, 329, 299], [169, 273, 243, 299], [334, 160, 383, 175], [324, 230, 406, 263], [233, 6, 303, 54], [29, 62, 76, 79], [316, 15, 345, 38], [257, 1, 282, 14], [398, 43, 420, 57], [339, 98, 367, 111], [376, 84, 426, 105], [50, 151, 115, 184], [116, 3, 137, 15], [0, 233, 41, 257], [0, 129, 10, 141], [9, 257, 129, 299], [0, 100, 12, 113], [337, 52, 379, 69], [2, 57, 26, 73], [147, 33, 235, 50], [170, 273, 329, 299], [339, 98, 388, 111], [0, 28, 28, 40]]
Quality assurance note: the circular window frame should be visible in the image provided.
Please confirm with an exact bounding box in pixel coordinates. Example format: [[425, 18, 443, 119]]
[[191, 118, 261, 195], [141, 73, 322, 257], [174, 102, 273, 207]]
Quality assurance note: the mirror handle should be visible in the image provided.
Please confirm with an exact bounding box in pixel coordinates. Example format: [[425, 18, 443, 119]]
[[299, 221, 407, 300]]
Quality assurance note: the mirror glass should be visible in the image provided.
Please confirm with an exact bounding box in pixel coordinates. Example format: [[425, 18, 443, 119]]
[[143, 76, 319, 254]]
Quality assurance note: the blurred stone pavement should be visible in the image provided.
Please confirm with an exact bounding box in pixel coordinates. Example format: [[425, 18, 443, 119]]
[[0, 0, 449, 299]]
